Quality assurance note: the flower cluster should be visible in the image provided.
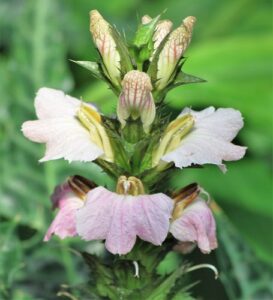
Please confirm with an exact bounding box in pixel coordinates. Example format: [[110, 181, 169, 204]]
[[22, 10, 246, 256]]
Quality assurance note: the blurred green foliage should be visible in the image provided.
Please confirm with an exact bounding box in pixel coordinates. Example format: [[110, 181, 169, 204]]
[[0, 0, 272, 299]]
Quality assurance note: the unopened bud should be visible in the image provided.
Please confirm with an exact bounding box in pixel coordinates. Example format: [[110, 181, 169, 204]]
[[117, 70, 155, 133], [156, 16, 196, 90], [152, 114, 194, 166], [90, 10, 121, 86], [142, 15, 173, 60]]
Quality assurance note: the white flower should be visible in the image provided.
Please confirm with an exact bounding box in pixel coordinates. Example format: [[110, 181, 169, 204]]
[[153, 107, 247, 171], [22, 87, 113, 163]]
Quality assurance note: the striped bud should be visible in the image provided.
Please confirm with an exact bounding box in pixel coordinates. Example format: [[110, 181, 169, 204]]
[[90, 10, 121, 86], [117, 70, 155, 133], [142, 15, 173, 60], [156, 16, 196, 90]]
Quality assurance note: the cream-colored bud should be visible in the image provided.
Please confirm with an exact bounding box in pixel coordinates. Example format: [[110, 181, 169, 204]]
[[156, 16, 196, 90], [141, 15, 173, 60], [117, 70, 155, 133], [90, 10, 121, 86]]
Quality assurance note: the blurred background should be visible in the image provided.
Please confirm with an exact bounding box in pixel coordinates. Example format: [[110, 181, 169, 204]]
[[0, 0, 272, 299]]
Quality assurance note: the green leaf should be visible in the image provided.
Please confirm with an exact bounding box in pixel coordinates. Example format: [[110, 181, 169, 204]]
[[133, 14, 161, 66], [133, 14, 160, 48], [146, 265, 187, 300], [170, 71, 206, 88], [110, 26, 133, 76], [70, 60, 103, 79], [215, 212, 273, 299]]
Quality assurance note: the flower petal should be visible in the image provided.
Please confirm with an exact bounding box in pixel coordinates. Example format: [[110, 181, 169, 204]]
[[35, 88, 81, 119], [44, 196, 83, 241], [22, 118, 103, 162], [76, 187, 173, 255], [162, 107, 247, 170], [134, 194, 173, 245], [170, 199, 217, 253]]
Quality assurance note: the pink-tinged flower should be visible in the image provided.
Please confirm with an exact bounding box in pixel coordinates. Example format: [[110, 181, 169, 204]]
[[22, 88, 114, 163], [170, 199, 217, 254], [90, 10, 121, 87], [141, 15, 173, 60], [44, 176, 96, 241], [170, 183, 217, 254], [154, 107, 246, 171], [44, 183, 84, 241], [156, 16, 196, 90], [117, 71, 155, 132], [76, 185, 173, 255]]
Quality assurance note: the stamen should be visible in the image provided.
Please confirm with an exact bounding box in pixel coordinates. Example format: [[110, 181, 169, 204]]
[[77, 104, 114, 162], [116, 176, 145, 195], [123, 181, 131, 194], [186, 263, 219, 279], [68, 175, 97, 200], [152, 114, 194, 167], [133, 260, 140, 278]]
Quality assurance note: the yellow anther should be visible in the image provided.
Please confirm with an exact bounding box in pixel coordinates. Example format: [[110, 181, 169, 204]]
[[116, 176, 145, 195], [68, 175, 97, 200], [172, 183, 200, 220], [77, 104, 114, 162], [152, 114, 194, 166]]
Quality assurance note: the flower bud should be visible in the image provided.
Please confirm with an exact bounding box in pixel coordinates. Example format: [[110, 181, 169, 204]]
[[142, 15, 173, 60], [117, 70, 156, 133], [90, 10, 121, 87], [156, 16, 196, 90]]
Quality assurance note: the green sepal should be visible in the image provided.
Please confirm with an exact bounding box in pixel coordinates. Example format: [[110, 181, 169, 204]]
[[168, 71, 206, 90], [122, 118, 145, 144], [70, 60, 103, 79], [102, 117, 131, 173], [145, 264, 188, 300], [153, 58, 206, 101], [131, 132, 161, 174], [132, 14, 161, 68], [110, 26, 133, 76], [147, 32, 170, 86], [133, 14, 160, 48], [71, 59, 120, 96], [122, 239, 175, 274], [81, 252, 118, 299]]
